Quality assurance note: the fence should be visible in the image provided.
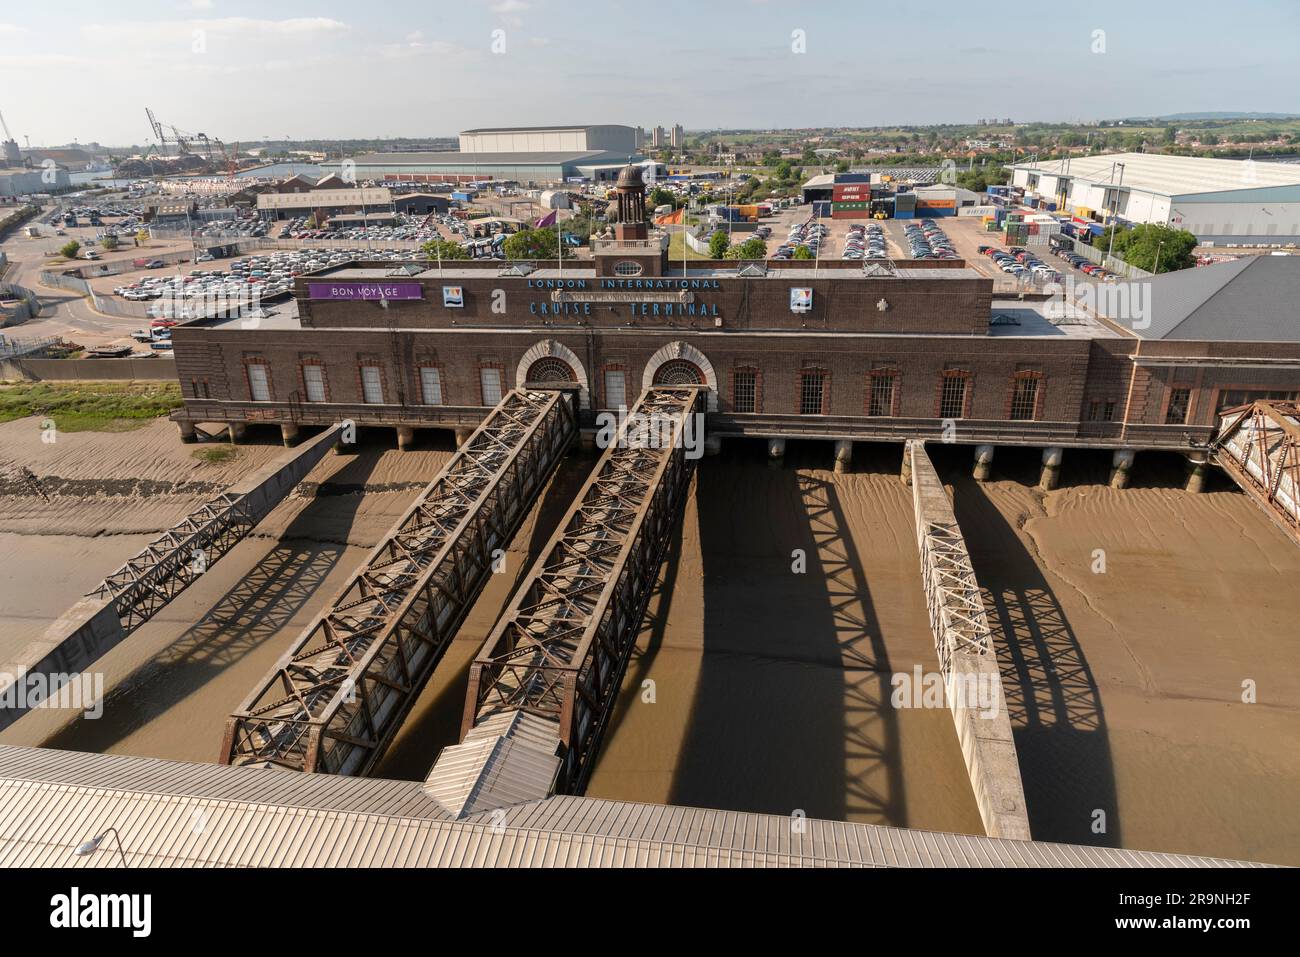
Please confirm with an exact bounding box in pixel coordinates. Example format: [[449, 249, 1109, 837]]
[[1054, 234, 1152, 279]]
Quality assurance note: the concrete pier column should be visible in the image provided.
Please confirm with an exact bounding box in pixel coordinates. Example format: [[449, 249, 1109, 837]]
[[454, 427, 474, 448], [227, 422, 247, 444], [766, 437, 786, 469], [833, 439, 853, 474], [973, 444, 996, 482], [280, 423, 300, 447], [1185, 453, 1210, 494], [704, 435, 722, 457], [396, 425, 415, 451], [900, 445, 913, 486], [1039, 446, 1064, 491], [176, 420, 197, 443], [1110, 449, 1136, 489]]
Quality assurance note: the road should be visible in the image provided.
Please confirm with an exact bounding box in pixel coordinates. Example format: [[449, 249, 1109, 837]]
[[1, 212, 194, 348]]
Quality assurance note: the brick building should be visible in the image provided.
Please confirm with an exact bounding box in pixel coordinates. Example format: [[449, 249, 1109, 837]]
[[171, 165, 1300, 476]]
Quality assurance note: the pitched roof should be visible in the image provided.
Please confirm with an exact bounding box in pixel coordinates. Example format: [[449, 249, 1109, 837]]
[[1104, 256, 1300, 340]]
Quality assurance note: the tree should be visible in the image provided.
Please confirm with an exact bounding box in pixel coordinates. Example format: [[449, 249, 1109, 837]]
[[648, 186, 675, 209], [135, 229, 149, 246], [59, 240, 80, 259], [503, 227, 558, 260], [101, 235, 119, 251], [792, 244, 814, 260], [725, 237, 768, 260], [1110, 224, 1198, 273], [707, 231, 730, 258], [420, 237, 469, 261]]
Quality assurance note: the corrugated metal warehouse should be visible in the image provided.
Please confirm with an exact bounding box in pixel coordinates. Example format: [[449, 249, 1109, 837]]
[[1008, 152, 1300, 246]]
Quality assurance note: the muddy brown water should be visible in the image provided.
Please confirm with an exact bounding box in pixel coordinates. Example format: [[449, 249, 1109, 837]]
[[1, 418, 1297, 863]]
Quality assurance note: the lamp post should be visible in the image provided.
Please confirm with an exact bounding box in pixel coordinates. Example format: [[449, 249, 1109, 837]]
[[1105, 162, 1125, 262], [74, 827, 129, 867]]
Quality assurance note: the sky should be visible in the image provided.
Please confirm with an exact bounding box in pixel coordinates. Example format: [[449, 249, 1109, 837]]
[[1, 0, 1299, 146]]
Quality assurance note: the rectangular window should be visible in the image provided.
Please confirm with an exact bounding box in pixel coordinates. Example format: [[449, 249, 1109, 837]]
[[360, 365, 384, 404], [1087, 399, 1101, 422], [303, 365, 326, 403], [1104, 400, 1116, 421], [480, 367, 502, 406], [868, 374, 895, 417], [799, 370, 827, 415], [1010, 376, 1039, 421], [247, 364, 270, 402], [1165, 387, 1191, 425], [420, 367, 443, 405], [191, 379, 210, 399], [940, 374, 967, 419], [604, 370, 627, 410], [733, 370, 756, 413]]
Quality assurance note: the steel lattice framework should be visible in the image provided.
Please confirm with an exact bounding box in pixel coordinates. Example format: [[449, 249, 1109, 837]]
[[908, 441, 993, 680], [462, 386, 704, 793], [90, 494, 257, 634], [222, 389, 578, 775], [1212, 400, 1300, 547]]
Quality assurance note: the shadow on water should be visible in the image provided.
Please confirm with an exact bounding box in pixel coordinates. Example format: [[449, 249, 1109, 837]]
[[668, 439, 905, 825], [39, 440, 386, 756], [929, 443, 1120, 847], [373, 450, 598, 780]]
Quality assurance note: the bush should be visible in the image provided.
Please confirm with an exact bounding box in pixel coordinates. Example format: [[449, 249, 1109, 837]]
[[59, 240, 80, 259]]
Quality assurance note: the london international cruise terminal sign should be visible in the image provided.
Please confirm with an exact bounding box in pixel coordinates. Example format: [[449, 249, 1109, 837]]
[[307, 281, 425, 301]]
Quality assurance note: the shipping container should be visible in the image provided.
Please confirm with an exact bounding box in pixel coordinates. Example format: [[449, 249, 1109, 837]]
[[836, 173, 871, 184], [894, 210, 914, 219], [812, 201, 832, 217]]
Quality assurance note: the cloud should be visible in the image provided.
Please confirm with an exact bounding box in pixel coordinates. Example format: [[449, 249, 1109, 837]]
[[491, 0, 531, 12]]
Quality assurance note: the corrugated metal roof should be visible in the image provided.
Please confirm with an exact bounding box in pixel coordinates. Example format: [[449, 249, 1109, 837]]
[[423, 712, 561, 818], [1010, 152, 1300, 197], [339, 150, 611, 167], [0, 746, 1272, 867]]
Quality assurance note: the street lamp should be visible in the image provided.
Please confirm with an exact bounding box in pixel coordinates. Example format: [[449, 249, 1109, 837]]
[[1105, 162, 1125, 261], [74, 827, 129, 867]]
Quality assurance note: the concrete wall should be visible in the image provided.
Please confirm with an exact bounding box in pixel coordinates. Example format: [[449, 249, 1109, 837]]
[[0, 424, 341, 730], [1, 356, 177, 381], [908, 440, 1032, 841]]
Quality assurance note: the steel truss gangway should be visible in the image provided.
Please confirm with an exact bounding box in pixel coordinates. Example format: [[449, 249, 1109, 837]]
[[1211, 400, 1300, 548], [221, 389, 578, 775], [424, 386, 704, 815], [0, 425, 343, 731]]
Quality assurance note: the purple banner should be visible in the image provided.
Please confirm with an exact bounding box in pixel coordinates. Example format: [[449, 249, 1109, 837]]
[[307, 281, 424, 301]]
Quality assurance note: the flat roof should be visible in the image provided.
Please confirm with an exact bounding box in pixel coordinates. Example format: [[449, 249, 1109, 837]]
[[988, 299, 1121, 339], [1010, 152, 1300, 197], [316, 264, 988, 282], [338, 150, 620, 167], [461, 125, 630, 134]]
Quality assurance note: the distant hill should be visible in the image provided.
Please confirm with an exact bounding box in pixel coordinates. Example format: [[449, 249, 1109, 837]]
[[1148, 112, 1300, 121]]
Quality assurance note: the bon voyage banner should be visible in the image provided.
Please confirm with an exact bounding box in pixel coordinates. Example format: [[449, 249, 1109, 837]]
[[307, 282, 424, 301]]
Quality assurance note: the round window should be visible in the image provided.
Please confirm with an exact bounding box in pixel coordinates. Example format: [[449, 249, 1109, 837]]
[[613, 260, 643, 277]]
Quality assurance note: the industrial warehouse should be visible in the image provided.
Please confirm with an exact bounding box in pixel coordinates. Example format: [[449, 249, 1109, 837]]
[[320, 123, 664, 185], [1008, 151, 1300, 246]]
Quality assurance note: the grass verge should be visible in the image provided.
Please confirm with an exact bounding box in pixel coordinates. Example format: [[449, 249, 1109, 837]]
[[0, 381, 183, 432]]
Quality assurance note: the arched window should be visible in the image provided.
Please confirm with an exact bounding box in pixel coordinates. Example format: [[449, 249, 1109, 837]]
[[526, 357, 577, 384], [613, 260, 643, 276], [654, 359, 705, 385]]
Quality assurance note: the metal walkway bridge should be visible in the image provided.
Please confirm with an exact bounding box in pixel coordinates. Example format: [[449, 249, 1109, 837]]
[[221, 388, 578, 775], [423, 386, 705, 815], [1211, 400, 1300, 548], [0, 424, 342, 731]]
